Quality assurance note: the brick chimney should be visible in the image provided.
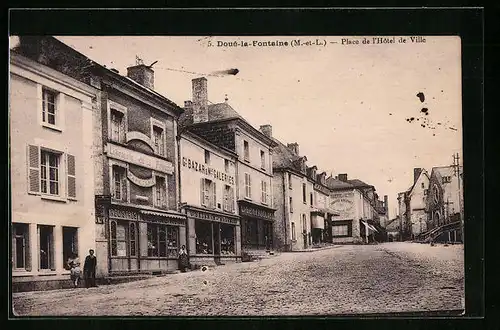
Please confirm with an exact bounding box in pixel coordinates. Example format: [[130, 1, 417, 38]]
[[127, 64, 154, 90], [338, 173, 348, 182], [192, 77, 208, 123], [413, 168, 422, 183], [384, 195, 389, 212], [287, 143, 299, 155], [260, 125, 272, 138]]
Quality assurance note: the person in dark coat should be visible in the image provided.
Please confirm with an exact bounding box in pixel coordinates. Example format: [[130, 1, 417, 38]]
[[83, 249, 97, 288], [178, 245, 189, 272]]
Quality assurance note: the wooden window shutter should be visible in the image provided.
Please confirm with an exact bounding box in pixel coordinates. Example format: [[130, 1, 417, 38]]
[[66, 154, 76, 199], [200, 178, 205, 206], [248, 174, 252, 199], [122, 169, 128, 202], [163, 177, 168, 209], [231, 187, 235, 212], [27, 145, 40, 194], [212, 181, 216, 208]]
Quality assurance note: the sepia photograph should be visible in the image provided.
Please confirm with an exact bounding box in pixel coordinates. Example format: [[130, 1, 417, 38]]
[[9, 32, 468, 317]]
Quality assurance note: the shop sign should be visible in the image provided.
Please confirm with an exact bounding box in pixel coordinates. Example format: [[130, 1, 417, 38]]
[[314, 183, 330, 195], [182, 157, 234, 185], [330, 197, 355, 218], [109, 208, 140, 220], [331, 192, 355, 198], [239, 205, 274, 221], [127, 171, 156, 187], [107, 143, 174, 174], [143, 216, 185, 226], [187, 209, 239, 225]]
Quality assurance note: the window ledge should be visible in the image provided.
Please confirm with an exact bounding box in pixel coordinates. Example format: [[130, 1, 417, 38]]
[[244, 197, 252, 201], [37, 271, 58, 276], [42, 123, 63, 132], [12, 270, 32, 276], [41, 195, 67, 203]]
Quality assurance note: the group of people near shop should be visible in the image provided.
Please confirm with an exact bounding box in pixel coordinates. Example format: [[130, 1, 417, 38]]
[[65, 249, 98, 288], [67, 246, 191, 288]]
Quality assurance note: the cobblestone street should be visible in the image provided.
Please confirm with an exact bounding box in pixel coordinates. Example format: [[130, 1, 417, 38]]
[[12, 242, 464, 316]]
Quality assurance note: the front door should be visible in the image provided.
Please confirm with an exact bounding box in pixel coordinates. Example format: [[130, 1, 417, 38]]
[[263, 222, 272, 251], [213, 222, 221, 264]]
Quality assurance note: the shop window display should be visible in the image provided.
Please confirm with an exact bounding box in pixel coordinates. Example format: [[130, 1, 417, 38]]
[[195, 220, 213, 254], [220, 224, 235, 255]]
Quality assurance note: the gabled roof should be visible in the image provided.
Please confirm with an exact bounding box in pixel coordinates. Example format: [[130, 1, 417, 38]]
[[179, 100, 275, 147], [326, 177, 354, 190], [271, 137, 305, 174], [432, 165, 462, 178], [347, 179, 374, 189], [179, 101, 243, 127], [407, 168, 430, 196]]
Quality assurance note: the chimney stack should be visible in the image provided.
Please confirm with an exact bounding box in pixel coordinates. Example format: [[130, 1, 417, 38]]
[[413, 168, 422, 184], [192, 77, 208, 123], [260, 125, 272, 138], [384, 195, 389, 211], [338, 173, 348, 182], [127, 64, 155, 90], [287, 143, 299, 155]]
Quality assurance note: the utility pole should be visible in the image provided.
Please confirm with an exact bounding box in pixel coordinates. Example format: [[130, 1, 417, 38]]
[[453, 153, 464, 243]]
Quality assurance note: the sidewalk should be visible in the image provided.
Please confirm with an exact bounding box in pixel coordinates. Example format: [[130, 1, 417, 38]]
[[286, 244, 341, 253]]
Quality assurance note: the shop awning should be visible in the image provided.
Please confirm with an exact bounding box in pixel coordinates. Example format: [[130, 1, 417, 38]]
[[311, 215, 325, 229], [140, 210, 186, 220]]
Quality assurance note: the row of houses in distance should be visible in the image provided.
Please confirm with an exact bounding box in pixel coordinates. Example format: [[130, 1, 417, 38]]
[[9, 36, 389, 291]]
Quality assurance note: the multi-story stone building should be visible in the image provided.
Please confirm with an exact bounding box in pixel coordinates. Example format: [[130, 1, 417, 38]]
[[179, 78, 276, 256], [10, 48, 98, 290], [404, 168, 430, 238], [271, 139, 315, 251], [93, 61, 186, 276], [309, 170, 337, 245], [327, 174, 381, 244], [177, 128, 240, 266], [13, 36, 187, 277], [397, 191, 409, 239]]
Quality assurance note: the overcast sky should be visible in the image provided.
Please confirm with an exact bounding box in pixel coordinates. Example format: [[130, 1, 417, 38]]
[[13, 36, 462, 219]]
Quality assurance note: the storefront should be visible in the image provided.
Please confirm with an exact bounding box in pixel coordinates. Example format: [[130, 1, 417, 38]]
[[107, 206, 187, 274], [184, 206, 241, 266], [310, 210, 326, 244], [238, 200, 275, 251]]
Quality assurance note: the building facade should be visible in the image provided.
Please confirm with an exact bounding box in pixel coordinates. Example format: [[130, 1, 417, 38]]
[[310, 171, 336, 245], [407, 168, 430, 238], [327, 175, 380, 244], [270, 138, 326, 251], [10, 50, 98, 286], [179, 78, 277, 255], [178, 130, 240, 266], [12, 36, 187, 278], [426, 166, 463, 233], [93, 63, 186, 276]]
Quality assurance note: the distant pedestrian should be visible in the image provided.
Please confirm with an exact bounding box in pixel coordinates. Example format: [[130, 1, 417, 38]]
[[178, 245, 189, 272], [83, 249, 97, 288], [67, 253, 82, 288]]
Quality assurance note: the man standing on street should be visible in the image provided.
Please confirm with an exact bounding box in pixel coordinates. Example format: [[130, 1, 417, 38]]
[[83, 249, 97, 288]]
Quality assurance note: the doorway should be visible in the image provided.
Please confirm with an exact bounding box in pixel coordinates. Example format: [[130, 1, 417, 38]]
[[213, 222, 221, 264]]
